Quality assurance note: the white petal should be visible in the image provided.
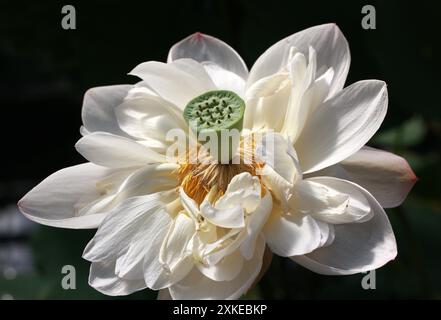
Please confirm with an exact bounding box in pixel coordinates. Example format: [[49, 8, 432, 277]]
[[291, 180, 397, 274], [113, 163, 179, 202], [199, 173, 260, 229], [169, 236, 265, 300], [240, 192, 273, 260], [82, 85, 132, 137], [214, 172, 261, 213], [116, 94, 187, 141], [114, 203, 177, 288], [196, 227, 244, 267], [257, 132, 302, 184], [125, 82, 158, 100], [296, 80, 388, 173], [200, 202, 244, 229], [83, 193, 175, 289], [159, 213, 195, 284], [318, 222, 335, 248], [75, 132, 165, 168], [80, 125, 90, 136], [168, 32, 248, 79], [279, 52, 311, 141], [287, 50, 307, 87], [83, 193, 172, 262], [291, 178, 372, 224], [82, 163, 176, 222], [89, 260, 146, 296], [203, 62, 246, 97], [339, 146, 417, 208], [18, 163, 127, 229], [281, 66, 334, 143], [173, 58, 217, 87], [248, 23, 350, 97], [196, 250, 244, 282], [129, 61, 215, 108], [263, 202, 322, 257], [244, 72, 291, 131], [260, 165, 292, 206], [307, 67, 334, 113], [179, 187, 200, 223]]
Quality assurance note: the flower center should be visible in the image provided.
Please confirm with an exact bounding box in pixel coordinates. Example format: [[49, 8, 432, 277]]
[[183, 90, 245, 163], [177, 136, 264, 205]]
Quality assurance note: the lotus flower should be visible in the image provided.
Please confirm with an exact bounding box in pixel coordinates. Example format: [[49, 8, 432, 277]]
[[18, 24, 416, 300]]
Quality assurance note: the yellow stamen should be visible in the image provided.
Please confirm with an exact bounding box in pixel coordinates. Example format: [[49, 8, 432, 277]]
[[176, 136, 264, 204]]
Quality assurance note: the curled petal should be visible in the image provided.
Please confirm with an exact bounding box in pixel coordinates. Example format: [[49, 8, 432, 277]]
[[291, 180, 397, 275], [159, 213, 195, 285], [244, 72, 291, 131], [196, 250, 244, 282], [264, 202, 323, 257], [257, 132, 302, 184], [169, 236, 265, 300], [199, 173, 261, 228], [240, 192, 273, 260], [248, 23, 349, 97], [214, 172, 261, 213], [199, 203, 244, 229], [291, 177, 373, 224]]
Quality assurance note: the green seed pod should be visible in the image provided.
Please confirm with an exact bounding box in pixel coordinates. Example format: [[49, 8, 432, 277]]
[[183, 90, 245, 163]]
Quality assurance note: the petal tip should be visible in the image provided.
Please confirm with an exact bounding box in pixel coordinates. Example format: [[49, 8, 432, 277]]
[[405, 160, 418, 182], [17, 198, 27, 214], [192, 32, 206, 40], [399, 154, 418, 189]]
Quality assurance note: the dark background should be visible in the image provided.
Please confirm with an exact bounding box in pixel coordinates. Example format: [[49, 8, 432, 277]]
[[0, 0, 440, 299]]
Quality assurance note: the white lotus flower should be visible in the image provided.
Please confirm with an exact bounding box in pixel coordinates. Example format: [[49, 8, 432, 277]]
[[18, 24, 416, 300]]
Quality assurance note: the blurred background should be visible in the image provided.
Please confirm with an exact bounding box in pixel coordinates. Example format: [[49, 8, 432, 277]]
[[0, 0, 440, 299]]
